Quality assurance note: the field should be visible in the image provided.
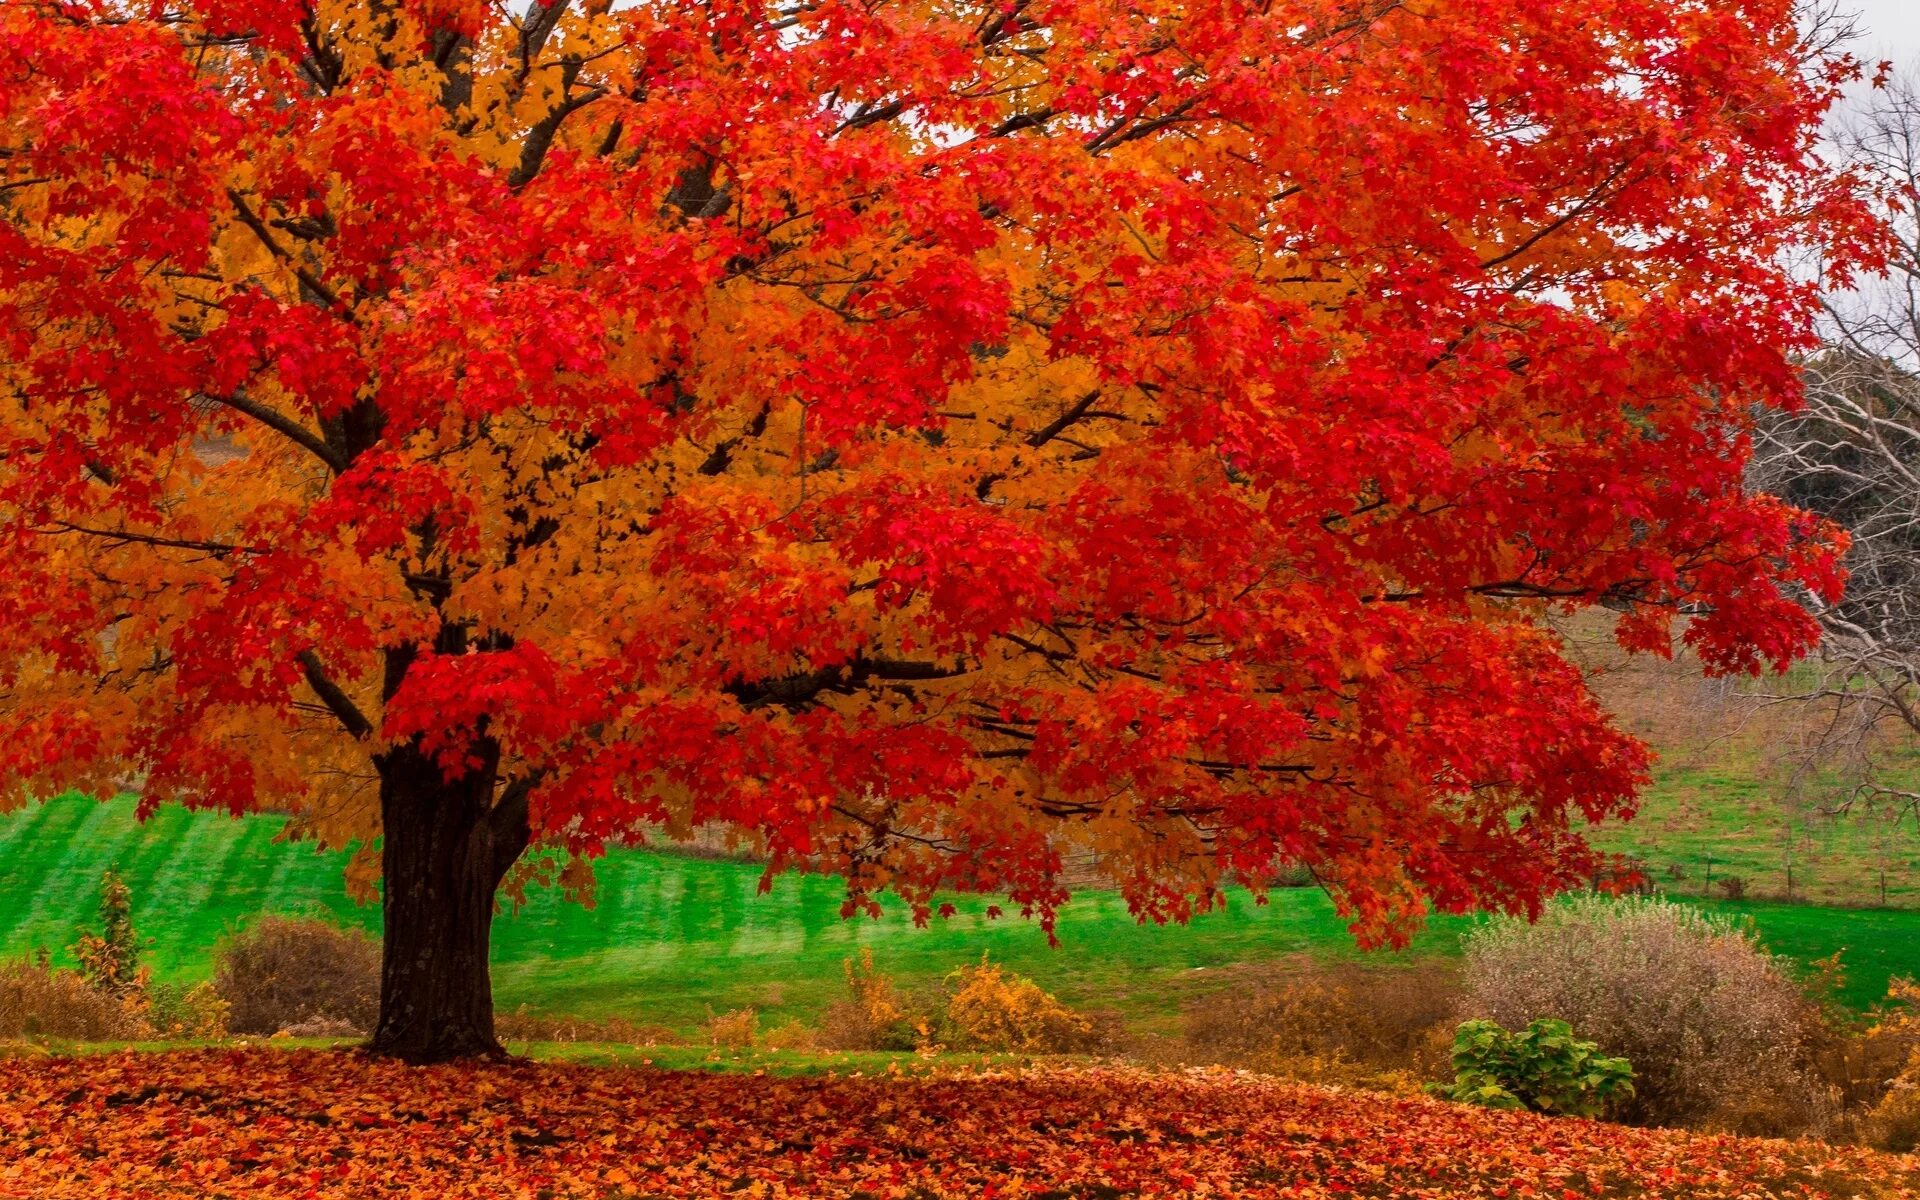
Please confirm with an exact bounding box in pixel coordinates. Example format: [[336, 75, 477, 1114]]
[[1564, 617, 1920, 910], [1592, 758, 1920, 908], [1, 1048, 1914, 1199], [5, 794, 1920, 1029]]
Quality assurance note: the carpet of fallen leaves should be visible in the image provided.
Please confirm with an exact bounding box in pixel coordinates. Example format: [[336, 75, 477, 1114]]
[[0, 1050, 1917, 1199]]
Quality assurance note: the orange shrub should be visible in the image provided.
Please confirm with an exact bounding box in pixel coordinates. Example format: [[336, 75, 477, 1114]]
[[940, 957, 1098, 1053], [705, 1007, 759, 1048], [1844, 980, 1920, 1150], [817, 950, 924, 1051]]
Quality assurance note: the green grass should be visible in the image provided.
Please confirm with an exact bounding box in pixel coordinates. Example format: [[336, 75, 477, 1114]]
[[1590, 755, 1920, 909], [0, 797, 1472, 1038], [498, 1044, 1049, 1073], [1555, 611, 1920, 910], [4, 794, 1919, 1034], [1683, 898, 1920, 1008], [4, 1037, 1039, 1075]]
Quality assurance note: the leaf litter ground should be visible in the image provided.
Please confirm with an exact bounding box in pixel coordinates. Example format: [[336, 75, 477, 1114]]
[[0, 1050, 1916, 1198]]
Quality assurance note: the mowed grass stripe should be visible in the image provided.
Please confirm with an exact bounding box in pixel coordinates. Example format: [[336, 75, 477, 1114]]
[[136, 815, 237, 974], [0, 798, 96, 947], [2, 802, 122, 954], [6, 795, 1920, 1033]]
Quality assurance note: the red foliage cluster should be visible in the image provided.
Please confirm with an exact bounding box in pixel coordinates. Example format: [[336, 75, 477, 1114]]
[[0, 1051, 1912, 1198]]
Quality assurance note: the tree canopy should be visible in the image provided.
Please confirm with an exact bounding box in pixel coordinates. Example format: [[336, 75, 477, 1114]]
[[0, 0, 1881, 1057]]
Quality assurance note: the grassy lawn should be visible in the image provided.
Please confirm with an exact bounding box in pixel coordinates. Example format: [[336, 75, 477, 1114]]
[[483, 859, 1480, 1037], [1593, 758, 1920, 908], [4, 794, 1920, 1035], [4, 1035, 1044, 1075], [0, 797, 1472, 1038], [1560, 613, 1920, 910]]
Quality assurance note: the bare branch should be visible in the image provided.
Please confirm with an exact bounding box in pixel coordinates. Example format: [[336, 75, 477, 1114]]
[[1747, 70, 1920, 801]]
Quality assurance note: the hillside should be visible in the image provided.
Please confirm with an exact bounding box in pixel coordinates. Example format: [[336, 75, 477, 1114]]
[[4, 795, 1919, 1030], [1565, 614, 1920, 908]]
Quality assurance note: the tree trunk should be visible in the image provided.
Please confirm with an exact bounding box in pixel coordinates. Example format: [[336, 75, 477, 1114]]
[[368, 744, 529, 1063]]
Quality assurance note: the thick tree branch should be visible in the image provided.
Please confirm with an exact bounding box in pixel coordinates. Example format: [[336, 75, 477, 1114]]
[[727, 657, 974, 709], [509, 86, 609, 189], [698, 403, 772, 474], [298, 649, 374, 739], [1027, 390, 1101, 449], [489, 773, 541, 882], [516, 1, 575, 87], [210, 391, 349, 473], [226, 188, 345, 309]]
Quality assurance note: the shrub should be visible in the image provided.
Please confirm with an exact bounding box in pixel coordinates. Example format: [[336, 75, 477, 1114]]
[[1715, 875, 1748, 901], [0, 959, 149, 1041], [72, 868, 143, 998], [817, 949, 924, 1051], [1462, 895, 1819, 1130], [1819, 979, 1920, 1148], [1863, 978, 1920, 1078], [213, 916, 380, 1036], [1868, 1059, 1920, 1152], [1182, 960, 1458, 1093], [705, 1007, 758, 1048], [1070, 1007, 1130, 1055], [1429, 1018, 1634, 1117], [147, 980, 229, 1040], [760, 1018, 817, 1052], [0, 1038, 51, 1059], [940, 956, 1097, 1053]]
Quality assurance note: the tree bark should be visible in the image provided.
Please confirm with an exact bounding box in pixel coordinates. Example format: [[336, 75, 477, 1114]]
[[367, 743, 529, 1063]]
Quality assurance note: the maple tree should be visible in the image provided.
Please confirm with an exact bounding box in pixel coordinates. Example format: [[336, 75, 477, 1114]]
[[0, 0, 1882, 1059]]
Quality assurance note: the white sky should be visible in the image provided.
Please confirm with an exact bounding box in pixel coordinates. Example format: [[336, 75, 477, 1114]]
[[1852, 0, 1920, 72]]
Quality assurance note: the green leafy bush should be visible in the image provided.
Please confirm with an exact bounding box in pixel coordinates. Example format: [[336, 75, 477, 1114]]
[[1430, 1018, 1633, 1118]]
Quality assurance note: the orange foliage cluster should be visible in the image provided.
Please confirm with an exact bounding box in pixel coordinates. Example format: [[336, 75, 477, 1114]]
[[0, 1051, 1915, 1198]]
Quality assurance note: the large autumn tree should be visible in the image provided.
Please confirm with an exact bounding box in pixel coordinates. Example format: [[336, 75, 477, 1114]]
[[0, 0, 1879, 1060]]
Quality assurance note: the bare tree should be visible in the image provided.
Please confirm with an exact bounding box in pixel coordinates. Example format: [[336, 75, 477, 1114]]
[[1751, 72, 1920, 818]]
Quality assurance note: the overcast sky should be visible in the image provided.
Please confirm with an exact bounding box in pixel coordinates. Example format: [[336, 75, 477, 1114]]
[[1852, 0, 1920, 71]]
